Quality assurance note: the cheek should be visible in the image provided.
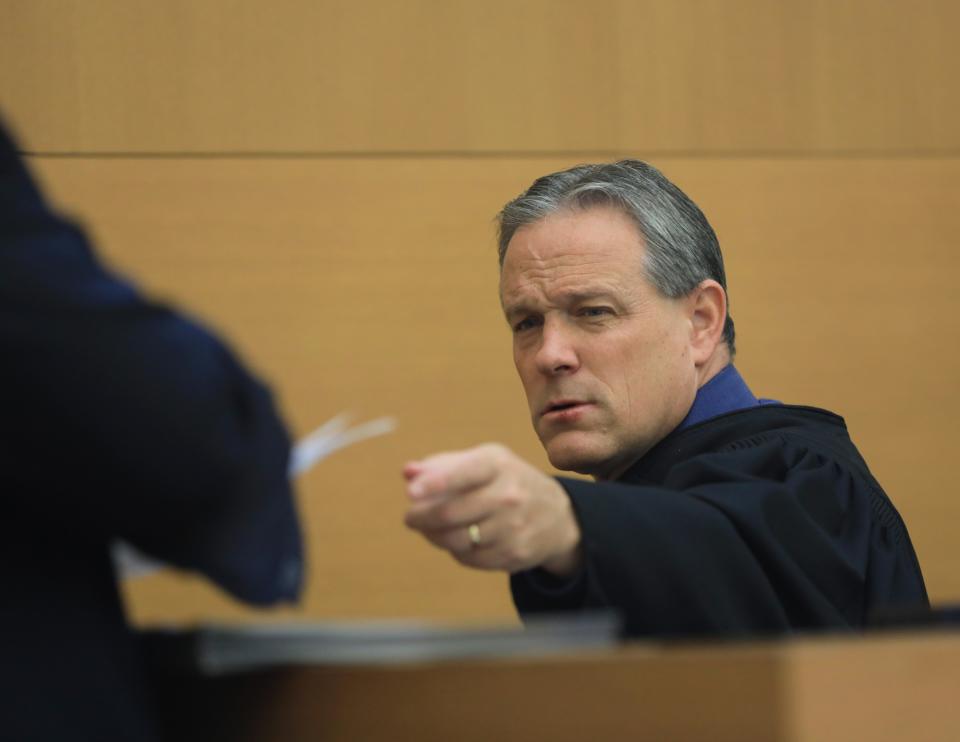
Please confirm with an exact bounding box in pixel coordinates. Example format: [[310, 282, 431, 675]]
[[514, 347, 532, 380], [609, 338, 677, 405], [513, 352, 540, 402], [513, 344, 530, 377]]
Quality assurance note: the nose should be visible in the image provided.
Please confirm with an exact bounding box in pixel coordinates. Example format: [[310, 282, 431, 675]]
[[534, 318, 580, 376]]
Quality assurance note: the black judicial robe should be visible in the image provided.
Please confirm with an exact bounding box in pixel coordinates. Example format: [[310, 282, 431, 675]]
[[0, 121, 302, 740], [511, 405, 928, 638]]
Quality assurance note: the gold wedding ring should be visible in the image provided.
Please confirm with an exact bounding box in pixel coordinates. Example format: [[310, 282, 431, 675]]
[[467, 523, 481, 547]]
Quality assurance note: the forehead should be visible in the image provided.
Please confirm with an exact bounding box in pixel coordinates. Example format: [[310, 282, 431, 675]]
[[499, 206, 648, 305]]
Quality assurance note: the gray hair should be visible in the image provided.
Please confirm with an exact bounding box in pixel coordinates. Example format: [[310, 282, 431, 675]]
[[497, 160, 735, 356]]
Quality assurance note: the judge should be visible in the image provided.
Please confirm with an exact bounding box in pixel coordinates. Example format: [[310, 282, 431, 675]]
[[404, 160, 927, 637]]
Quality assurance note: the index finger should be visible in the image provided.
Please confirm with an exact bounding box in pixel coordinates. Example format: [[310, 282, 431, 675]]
[[406, 445, 503, 500]]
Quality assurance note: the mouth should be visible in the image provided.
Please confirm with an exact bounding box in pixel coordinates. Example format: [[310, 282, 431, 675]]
[[541, 399, 592, 419]]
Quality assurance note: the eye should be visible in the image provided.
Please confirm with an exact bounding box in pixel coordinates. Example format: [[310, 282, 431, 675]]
[[579, 306, 614, 319], [512, 316, 541, 333]]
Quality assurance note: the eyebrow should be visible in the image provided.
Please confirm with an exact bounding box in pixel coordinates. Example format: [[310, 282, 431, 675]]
[[502, 289, 618, 319]]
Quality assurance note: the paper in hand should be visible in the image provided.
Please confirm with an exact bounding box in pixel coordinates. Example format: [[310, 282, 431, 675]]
[[287, 412, 396, 476]]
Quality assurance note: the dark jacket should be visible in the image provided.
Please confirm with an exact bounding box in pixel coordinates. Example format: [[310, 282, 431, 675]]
[[512, 405, 928, 638], [0, 120, 303, 740]]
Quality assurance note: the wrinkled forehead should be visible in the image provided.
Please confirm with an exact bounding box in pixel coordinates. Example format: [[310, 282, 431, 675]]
[[498, 206, 648, 306], [500, 203, 643, 268]]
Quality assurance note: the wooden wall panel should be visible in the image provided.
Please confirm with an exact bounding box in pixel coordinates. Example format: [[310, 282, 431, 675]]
[[28, 155, 960, 623], [5, 0, 958, 628], [3, 0, 958, 155]]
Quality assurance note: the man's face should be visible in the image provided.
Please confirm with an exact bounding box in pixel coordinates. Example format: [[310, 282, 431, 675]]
[[499, 205, 699, 479]]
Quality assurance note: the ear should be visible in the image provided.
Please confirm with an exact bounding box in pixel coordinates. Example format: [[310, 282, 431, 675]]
[[687, 279, 727, 367]]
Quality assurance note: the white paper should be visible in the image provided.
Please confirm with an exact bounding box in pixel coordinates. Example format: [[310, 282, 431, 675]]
[[287, 413, 397, 476]]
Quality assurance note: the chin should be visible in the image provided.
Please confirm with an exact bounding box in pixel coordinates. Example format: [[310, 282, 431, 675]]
[[544, 437, 609, 477]]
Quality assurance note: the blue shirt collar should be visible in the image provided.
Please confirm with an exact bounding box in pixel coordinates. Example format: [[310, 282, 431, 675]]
[[677, 365, 775, 431]]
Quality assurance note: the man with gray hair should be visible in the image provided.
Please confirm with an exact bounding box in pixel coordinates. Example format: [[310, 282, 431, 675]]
[[404, 161, 927, 637]]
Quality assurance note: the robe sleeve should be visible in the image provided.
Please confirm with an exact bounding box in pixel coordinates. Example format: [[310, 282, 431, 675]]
[[0, 121, 302, 605], [511, 433, 927, 637]]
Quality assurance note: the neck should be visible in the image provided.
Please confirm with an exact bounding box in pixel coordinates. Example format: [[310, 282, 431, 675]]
[[696, 345, 731, 390]]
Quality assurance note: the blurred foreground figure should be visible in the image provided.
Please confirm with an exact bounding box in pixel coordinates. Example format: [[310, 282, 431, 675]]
[[0, 119, 302, 741], [405, 160, 927, 637]]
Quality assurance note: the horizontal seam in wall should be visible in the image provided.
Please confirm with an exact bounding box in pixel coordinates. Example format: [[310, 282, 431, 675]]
[[20, 148, 960, 161]]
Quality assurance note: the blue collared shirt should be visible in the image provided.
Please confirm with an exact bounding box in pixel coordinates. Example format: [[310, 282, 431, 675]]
[[677, 365, 778, 431]]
